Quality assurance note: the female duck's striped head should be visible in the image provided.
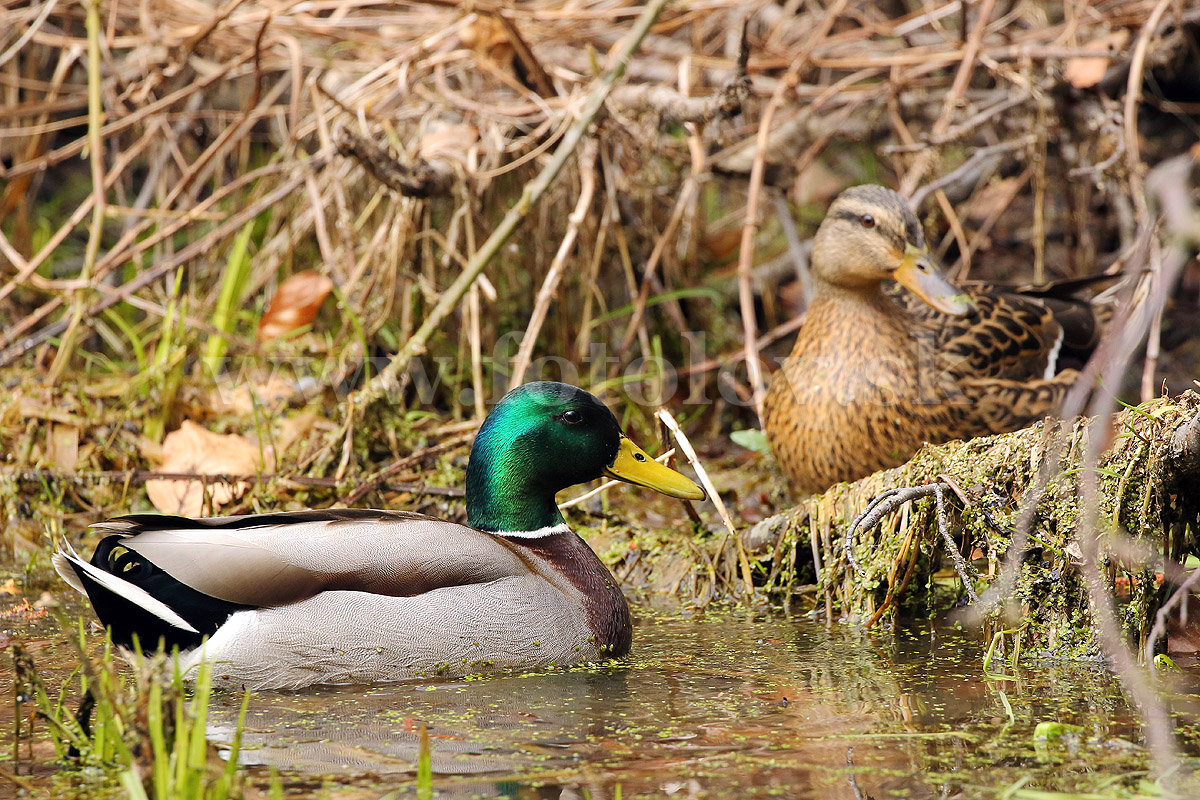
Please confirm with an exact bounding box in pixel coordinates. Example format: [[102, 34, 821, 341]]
[[466, 382, 705, 535], [813, 184, 971, 315]]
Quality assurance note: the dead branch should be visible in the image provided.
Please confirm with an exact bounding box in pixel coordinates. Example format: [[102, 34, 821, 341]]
[[337, 128, 455, 198], [609, 18, 750, 126]]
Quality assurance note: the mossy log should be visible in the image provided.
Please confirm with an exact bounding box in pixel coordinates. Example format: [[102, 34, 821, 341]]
[[743, 391, 1200, 660]]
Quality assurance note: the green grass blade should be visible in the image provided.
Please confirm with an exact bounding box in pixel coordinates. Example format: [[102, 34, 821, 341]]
[[202, 219, 256, 377]]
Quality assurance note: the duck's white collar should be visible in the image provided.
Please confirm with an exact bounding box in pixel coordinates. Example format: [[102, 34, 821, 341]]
[[495, 523, 572, 539]]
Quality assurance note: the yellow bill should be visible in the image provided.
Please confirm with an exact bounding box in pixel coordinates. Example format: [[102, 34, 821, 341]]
[[604, 436, 707, 501], [893, 243, 973, 316]]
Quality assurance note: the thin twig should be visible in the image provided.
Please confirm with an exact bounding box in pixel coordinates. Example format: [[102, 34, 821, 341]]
[[735, 0, 851, 420], [509, 137, 598, 390], [655, 407, 754, 597], [341, 432, 475, 505]]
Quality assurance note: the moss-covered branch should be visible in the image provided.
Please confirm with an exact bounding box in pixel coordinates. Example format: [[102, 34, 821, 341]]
[[747, 391, 1200, 659]]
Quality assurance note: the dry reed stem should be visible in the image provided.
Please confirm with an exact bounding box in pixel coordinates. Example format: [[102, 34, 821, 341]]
[[656, 407, 753, 597], [343, 0, 670, 420], [509, 137, 598, 391], [734, 0, 850, 420]]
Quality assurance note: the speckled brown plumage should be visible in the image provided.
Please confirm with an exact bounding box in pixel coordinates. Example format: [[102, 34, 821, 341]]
[[763, 185, 1104, 496]]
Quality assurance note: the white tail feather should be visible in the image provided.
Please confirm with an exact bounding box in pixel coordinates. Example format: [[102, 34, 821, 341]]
[[52, 539, 87, 593], [53, 549, 199, 634], [1043, 326, 1064, 380]]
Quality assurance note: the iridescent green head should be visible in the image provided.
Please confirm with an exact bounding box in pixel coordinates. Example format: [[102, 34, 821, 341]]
[[465, 382, 705, 535]]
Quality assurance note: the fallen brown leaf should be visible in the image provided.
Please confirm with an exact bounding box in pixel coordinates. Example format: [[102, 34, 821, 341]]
[[1, 599, 47, 620], [258, 270, 335, 343], [699, 228, 742, 264], [146, 421, 265, 517], [48, 423, 79, 472], [459, 15, 512, 64], [1064, 30, 1130, 89]]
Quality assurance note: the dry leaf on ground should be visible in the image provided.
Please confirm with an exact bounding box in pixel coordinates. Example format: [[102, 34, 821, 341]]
[[258, 270, 335, 342], [1064, 30, 1130, 89], [458, 15, 512, 64], [146, 421, 266, 517], [210, 371, 300, 416], [48, 423, 79, 471]]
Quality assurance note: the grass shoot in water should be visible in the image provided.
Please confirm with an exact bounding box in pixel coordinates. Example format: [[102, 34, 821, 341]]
[[20, 627, 256, 800]]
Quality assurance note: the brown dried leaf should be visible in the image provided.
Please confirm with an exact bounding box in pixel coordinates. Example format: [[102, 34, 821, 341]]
[[145, 421, 264, 517], [1064, 30, 1130, 89], [459, 15, 512, 63], [699, 228, 742, 264], [48, 423, 79, 472], [257, 271, 334, 343], [210, 372, 298, 417]]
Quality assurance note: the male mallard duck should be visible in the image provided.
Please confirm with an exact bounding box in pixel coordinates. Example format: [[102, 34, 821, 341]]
[[54, 382, 705, 690], [763, 184, 1103, 495]]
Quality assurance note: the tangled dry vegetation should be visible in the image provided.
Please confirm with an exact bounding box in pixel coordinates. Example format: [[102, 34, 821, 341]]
[[1, 0, 1199, 661]]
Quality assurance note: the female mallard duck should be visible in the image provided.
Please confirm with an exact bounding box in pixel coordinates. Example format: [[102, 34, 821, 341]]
[[763, 184, 1103, 496], [55, 382, 705, 690]]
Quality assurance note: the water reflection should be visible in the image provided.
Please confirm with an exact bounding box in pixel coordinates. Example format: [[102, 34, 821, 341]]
[[212, 670, 632, 775], [199, 611, 1177, 799]]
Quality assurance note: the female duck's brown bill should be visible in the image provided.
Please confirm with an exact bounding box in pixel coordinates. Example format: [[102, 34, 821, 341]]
[[893, 243, 973, 316]]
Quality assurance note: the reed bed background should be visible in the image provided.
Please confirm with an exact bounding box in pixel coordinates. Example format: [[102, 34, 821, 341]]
[[0, 0, 1198, 582]]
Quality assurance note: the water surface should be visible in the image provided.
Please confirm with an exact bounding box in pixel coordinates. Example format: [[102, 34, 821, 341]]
[[191, 610, 1189, 799]]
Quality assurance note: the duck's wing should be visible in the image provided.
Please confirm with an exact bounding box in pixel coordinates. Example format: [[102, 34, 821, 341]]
[[893, 273, 1110, 379], [886, 279, 1108, 439], [950, 371, 1078, 437], [54, 509, 527, 650], [892, 286, 1092, 381], [103, 508, 525, 605]]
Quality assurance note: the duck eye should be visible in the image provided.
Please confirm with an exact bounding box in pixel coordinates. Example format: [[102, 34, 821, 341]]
[[560, 410, 583, 425], [860, 214, 875, 228]]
